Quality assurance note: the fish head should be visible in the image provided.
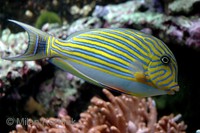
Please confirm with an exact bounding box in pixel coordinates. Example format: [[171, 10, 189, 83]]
[[147, 53, 179, 95]]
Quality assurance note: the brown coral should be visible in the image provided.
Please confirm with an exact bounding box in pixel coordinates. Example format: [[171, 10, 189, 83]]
[[10, 89, 187, 133]]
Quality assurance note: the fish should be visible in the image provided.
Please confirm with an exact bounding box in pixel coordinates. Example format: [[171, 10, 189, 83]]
[[1, 20, 179, 97]]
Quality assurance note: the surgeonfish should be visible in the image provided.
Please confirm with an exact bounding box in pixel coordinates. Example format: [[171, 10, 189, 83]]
[[1, 20, 179, 97]]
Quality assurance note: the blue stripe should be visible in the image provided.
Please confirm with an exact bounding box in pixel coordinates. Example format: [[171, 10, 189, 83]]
[[91, 30, 149, 55], [156, 72, 173, 85], [27, 28, 38, 55], [51, 48, 133, 77], [144, 38, 162, 55], [160, 80, 173, 87], [106, 30, 149, 53], [115, 29, 153, 52], [119, 29, 163, 56], [151, 37, 173, 57], [149, 63, 163, 68], [74, 36, 148, 66], [131, 30, 172, 58], [154, 66, 173, 84], [150, 68, 165, 75], [54, 40, 131, 64], [151, 69, 166, 81], [53, 42, 128, 70]]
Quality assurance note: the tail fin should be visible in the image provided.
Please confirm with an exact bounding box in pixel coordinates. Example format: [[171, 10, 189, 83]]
[[1, 20, 51, 61]]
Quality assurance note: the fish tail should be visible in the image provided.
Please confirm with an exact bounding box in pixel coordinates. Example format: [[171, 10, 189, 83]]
[[1, 20, 51, 61]]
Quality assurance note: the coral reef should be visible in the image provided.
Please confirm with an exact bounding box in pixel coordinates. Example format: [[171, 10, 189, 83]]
[[185, 20, 200, 47], [67, 17, 102, 35], [0, 29, 43, 98], [11, 89, 187, 133], [93, 0, 145, 27], [41, 16, 102, 39], [0, 0, 124, 29], [36, 70, 84, 116], [70, 2, 95, 18], [41, 23, 69, 40], [168, 0, 200, 14]]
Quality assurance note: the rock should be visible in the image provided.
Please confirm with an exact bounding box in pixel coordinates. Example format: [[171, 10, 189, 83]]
[[67, 17, 102, 35], [25, 10, 33, 18]]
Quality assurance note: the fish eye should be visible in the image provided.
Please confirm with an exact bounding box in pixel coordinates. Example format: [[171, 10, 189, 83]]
[[160, 56, 170, 65]]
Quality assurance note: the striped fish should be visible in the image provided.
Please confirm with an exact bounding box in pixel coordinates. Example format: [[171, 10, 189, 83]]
[[2, 20, 179, 97]]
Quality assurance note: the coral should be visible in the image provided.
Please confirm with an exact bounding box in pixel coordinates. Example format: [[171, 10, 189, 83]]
[[41, 23, 69, 40], [168, 0, 200, 14], [94, 1, 166, 28], [36, 70, 84, 116], [67, 17, 102, 35], [92, 0, 145, 28], [11, 89, 187, 133], [0, 29, 43, 98], [144, 0, 164, 13], [95, 2, 163, 28], [0, 29, 28, 58], [41, 16, 102, 39], [35, 11, 62, 29], [186, 20, 200, 48], [70, 1, 95, 17], [0, 0, 126, 29], [92, 5, 109, 18]]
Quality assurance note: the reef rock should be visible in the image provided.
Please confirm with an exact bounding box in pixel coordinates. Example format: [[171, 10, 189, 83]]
[[168, 0, 200, 14]]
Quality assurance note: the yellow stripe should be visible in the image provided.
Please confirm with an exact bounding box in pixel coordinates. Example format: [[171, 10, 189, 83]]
[[150, 68, 172, 87], [79, 33, 149, 65], [126, 30, 164, 55], [51, 41, 132, 75], [100, 30, 149, 55], [55, 39, 129, 67], [47, 37, 51, 56], [51, 50, 58, 56], [56, 37, 137, 63], [150, 70, 165, 79], [51, 37, 56, 56], [157, 71, 172, 85]]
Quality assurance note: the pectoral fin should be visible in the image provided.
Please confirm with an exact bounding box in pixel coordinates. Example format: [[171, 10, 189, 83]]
[[128, 61, 146, 82]]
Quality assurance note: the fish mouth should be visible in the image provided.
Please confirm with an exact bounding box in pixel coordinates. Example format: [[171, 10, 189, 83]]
[[166, 83, 180, 95]]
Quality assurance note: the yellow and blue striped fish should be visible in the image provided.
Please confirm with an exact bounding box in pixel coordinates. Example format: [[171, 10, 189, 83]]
[[2, 20, 179, 97]]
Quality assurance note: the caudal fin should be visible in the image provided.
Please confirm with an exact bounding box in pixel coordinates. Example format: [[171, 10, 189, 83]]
[[1, 20, 51, 61]]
